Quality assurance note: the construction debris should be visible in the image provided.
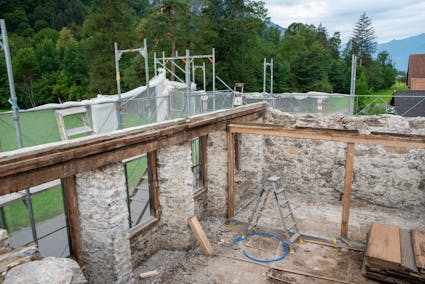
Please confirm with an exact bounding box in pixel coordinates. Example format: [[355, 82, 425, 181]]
[[0, 243, 41, 281], [139, 270, 160, 280], [188, 215, 213, 256], [363, 223, 425, 283]]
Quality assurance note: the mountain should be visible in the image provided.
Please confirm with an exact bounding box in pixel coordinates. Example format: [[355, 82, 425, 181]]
[[376, 33, 425, 71], [265, 21, 286, 36]]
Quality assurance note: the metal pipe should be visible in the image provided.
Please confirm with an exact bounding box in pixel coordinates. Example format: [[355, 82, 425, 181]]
[[153, 52, 157, 76], [1, 19, 23, 148], [144, 39, 150, 99], [114, 42, 122, 129], [185, 49, 191, 116], [263, 58, 266, 94], [212, 48, 216, 110], [1, 19, 38, 245], [270, 58, 274, 96], [350, 54, 356, 114], [203, 62, 206, 91]]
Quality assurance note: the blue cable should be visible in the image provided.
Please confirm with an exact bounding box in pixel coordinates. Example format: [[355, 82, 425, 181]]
[[234, 231, 290, 263]]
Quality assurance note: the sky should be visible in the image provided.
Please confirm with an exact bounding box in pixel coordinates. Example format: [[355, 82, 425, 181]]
[[263, 0, 425, 43]]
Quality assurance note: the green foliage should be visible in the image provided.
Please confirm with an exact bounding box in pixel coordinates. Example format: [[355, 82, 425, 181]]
[[0, 1, 400, 111]]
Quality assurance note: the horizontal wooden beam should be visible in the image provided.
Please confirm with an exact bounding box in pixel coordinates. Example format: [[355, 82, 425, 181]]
[[228, 123, 425, 148], [0, 104, 267, 194]]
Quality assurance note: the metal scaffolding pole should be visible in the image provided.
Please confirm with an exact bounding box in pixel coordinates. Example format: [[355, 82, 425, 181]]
[[185, 49, 191, 116], [114, 42, 122, 129], [270, 58, 274, 96], [350, 54, 357, 114], [212, 48, 216, 110], [1, 19, 38, 245]]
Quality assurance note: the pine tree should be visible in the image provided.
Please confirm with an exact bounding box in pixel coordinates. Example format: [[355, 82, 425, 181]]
[[349, 12, 377, 66]]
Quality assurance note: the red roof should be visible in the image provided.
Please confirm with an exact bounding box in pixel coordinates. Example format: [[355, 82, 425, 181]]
[[407, 54, 425, 89]]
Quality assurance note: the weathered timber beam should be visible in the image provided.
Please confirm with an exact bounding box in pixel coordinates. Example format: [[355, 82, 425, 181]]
[[0, 103, 267, 178], [228, 123, 425, 148], [0, 110, 265, 194], [227, 131, 235, 218], [340, 143, 355, 238]]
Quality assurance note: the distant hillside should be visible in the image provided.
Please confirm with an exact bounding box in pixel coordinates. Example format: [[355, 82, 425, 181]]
[[376, 33, 425, 71]]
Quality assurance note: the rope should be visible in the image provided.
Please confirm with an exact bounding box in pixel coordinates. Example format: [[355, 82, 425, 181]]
[[234, 231, 289, 263]]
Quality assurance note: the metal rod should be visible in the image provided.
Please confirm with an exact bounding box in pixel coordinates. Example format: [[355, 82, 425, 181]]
[[153, 52, 157, 76], [270, 58, 274, 96], [185, 49, 191, 116], [212, 48, 216, 110], [350, 54, 356, 114], [216, 75, 234, 93], [144, 39, 150, 99], [263, 58, 266, 94], [114, 42, 122, 129], [1, 19, 38, 245], [203, 62, 206, 91], [1, 19, 23, 148]]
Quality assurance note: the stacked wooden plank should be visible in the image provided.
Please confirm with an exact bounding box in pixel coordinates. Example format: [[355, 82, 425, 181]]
[[363, 223, 425, 283]]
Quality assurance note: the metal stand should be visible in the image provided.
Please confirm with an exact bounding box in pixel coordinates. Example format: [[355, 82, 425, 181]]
[[247, 176, 301, 249]]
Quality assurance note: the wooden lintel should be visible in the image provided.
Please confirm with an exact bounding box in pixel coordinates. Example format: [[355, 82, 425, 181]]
[[227, 131, 235, 218], [228, 123, 425, 148], [340, 143, 355, 238], [0, 108, 265, 194]]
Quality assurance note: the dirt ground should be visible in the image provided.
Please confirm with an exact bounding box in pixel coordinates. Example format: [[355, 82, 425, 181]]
[[135, 192, 424, 283]]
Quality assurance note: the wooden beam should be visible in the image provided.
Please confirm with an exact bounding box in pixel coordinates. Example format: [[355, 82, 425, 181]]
[[234, 133, 241, 171], [340, 143, 354, 238], [227, 130, 235, 218], [0, 109, 265, 194], [139, 270, 160, 280], [61, 176, 84, 267], [147, 151, 159, 218], [187, 215, 213, 255], [228, 123, 425, 148], [200, 136, 208, 189]]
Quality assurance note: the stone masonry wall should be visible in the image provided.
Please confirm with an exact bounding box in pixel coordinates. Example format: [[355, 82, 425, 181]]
[[260, 108, 425, 210], [234, 117, 266, 212], [205, 130, 228, 217], [75, 162, 134, 284], [156, 141, 195, 249]]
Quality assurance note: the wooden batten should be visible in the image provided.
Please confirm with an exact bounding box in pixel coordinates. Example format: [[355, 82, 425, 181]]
[[340, 143, 355, 238], [187, 215, 213, 256]]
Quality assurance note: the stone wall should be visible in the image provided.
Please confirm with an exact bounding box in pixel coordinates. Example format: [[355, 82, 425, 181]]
[[75, 162, 134, 284], [259, 108, 425, 210]]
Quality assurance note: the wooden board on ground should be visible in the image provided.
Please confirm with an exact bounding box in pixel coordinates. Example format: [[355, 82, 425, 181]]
[[411, 230, 425, 271], [139, 270, 160, 279], [400, 228, 418, 273], [366, 223, 401, 265], [188, 215, 213, 256]]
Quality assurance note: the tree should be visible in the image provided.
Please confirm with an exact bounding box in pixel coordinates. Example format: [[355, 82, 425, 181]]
[[82, 0, 138, 95], [347, 12, 377, 66]]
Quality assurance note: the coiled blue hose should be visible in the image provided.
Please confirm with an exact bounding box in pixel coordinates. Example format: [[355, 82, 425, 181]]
[[234, 231, 290, 263]]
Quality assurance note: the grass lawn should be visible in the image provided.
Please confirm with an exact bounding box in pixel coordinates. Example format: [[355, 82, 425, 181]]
[[2, 187, 64, 232]]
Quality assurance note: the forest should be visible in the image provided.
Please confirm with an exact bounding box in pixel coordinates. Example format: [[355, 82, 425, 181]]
[[0, 0, 397, 109]]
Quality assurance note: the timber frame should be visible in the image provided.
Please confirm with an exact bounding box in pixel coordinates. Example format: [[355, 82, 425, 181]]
[[226, 122, 425, 238], [0, 102, 268, 194]]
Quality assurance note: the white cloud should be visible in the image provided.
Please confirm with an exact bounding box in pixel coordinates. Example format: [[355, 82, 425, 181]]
[[263, 0, 425, 43]]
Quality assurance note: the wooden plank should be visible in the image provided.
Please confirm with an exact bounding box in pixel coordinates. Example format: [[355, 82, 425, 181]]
[[139, 270, 160, 279], [227, 123, 425, 148], [400, 229, 418, 273], [200, 136, 208, 189], [366, 223, 401, 265], [340, 143, 354, 238], [61, 176, 84, 267], [147, 151, 159, 218], [411, 230, 425, 270], [187, 215, 213, 255], [227, 131, 235, 218], [0, 110, 264, 194]]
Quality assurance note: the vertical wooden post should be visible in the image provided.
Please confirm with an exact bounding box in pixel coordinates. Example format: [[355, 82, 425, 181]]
[[227, 130, 235, 218], [200, 136, 208, 189], [147, 151, 160, 218], [341, 143, 355, 238], [234, 133, 241, 171], [61, 176, 84, 266]]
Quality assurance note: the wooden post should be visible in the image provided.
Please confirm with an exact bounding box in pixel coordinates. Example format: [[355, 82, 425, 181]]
[[341, 143, 355, 238], [147, 151, 160, 218], [61, 176, 84, 266], [227, 130, 235, 218], [234, 133, 241, 171], [200, 136, 208, 188]]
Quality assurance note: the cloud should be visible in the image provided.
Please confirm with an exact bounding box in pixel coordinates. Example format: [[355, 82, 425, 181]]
[[263, 0, 425, 43]]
